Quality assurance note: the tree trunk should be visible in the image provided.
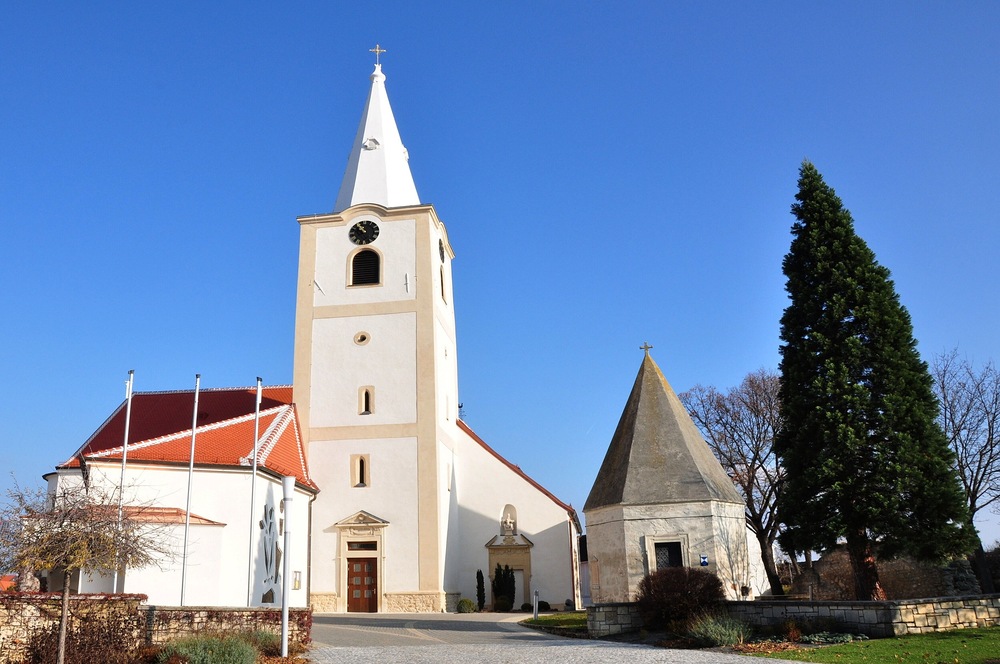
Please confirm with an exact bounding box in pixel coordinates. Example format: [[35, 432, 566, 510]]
[[972, 540, 996, 594], [756, 532, 785, 595], [58, 570, 71, 664], [846, 532, 886, 601]]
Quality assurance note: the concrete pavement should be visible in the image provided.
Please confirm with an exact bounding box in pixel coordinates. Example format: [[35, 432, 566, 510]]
[[307, 612, 768, 663]]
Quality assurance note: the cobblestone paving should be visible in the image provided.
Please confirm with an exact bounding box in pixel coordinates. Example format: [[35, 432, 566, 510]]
[[307, 613, 766, 663]]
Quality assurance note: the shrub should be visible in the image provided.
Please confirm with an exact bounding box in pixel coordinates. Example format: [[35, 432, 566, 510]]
[[236, 629, 280, 656], [476, 569, 486, 611], [27, 618, 139, 664], [520, 602, 532, 611], [155, 635, 257, 664], [456, 598, 476, 613], [635, 567, 724, 631], [493, 596, 513, 613], [491, 564, 515, 610], [538, 600, 551, 611], [687, 614, 752, 647]]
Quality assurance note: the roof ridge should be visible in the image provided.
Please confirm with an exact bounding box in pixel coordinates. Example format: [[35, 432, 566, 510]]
[[82, 404, 289, 459]]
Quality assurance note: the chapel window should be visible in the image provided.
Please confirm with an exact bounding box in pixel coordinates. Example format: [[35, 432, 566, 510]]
[[351, 249, 381, 286], [654, 541, 683, 569]]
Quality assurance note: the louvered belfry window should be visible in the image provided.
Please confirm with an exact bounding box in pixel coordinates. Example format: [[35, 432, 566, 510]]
[[352, 250, 380, 285]]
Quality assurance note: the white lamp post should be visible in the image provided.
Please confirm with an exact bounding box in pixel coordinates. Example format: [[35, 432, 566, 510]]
[[280, 475, 295, 658]]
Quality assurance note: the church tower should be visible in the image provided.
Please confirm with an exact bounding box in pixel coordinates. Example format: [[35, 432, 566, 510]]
[[293, 60, 462, 612]]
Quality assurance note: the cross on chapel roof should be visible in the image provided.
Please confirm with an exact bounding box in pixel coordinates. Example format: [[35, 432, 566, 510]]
[[640, 342, 653, 355], [369, 43, 386, 65]]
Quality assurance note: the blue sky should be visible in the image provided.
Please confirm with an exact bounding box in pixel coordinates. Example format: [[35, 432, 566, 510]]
[[2, 2, 999, 546]]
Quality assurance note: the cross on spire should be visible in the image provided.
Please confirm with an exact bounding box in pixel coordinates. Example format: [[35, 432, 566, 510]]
[[369, 43, 386, 65], [640, 342, 653, 355]]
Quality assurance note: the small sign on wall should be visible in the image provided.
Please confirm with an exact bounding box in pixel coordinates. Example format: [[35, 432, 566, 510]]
[[700, 555, 709, 567]]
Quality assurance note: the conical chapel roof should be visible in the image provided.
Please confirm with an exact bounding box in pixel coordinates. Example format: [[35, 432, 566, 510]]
[[584, 352, 743, 511], [333, 63, 420, 212]]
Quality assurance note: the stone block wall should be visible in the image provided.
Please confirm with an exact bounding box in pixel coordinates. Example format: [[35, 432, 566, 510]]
[[143, 605, 312, 645], [1, 593, 146, 664], [586, 602, 644, 637], [726, 594, 1000, 637], [0, 595, 311, 664]]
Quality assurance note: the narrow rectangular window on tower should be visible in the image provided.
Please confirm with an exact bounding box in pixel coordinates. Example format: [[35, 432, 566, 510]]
[[358, 386, 374, 415], [351, 454, 371, 488]]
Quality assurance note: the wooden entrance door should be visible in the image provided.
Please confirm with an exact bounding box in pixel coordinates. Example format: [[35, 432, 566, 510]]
[[347, 557, 377, 612]]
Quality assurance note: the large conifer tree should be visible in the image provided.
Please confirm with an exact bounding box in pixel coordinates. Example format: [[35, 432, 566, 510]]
[[776, 162, 973, 600]]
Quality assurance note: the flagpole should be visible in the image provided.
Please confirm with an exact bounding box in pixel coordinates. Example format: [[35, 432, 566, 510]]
[[180, 373, 200, 606], [112, 369, 135, 593], [246, 377, 263, 606]]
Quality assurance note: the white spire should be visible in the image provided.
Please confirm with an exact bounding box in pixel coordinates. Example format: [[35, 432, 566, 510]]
[[333, 63, 420, 213]]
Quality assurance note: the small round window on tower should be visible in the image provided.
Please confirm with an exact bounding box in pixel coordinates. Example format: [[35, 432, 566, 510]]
[[354, 332, 370, 345]]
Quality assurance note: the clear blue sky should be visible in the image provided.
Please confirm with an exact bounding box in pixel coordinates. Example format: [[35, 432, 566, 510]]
[[3, 3, 999, 546]]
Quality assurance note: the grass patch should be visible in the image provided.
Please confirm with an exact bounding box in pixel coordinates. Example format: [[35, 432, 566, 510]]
[[752, 626, 1000, 664], [522, 611, 587, 628]]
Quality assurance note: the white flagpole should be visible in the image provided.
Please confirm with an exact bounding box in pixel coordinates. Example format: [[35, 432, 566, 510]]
[[246, 377, 263, 606], [112, 369, 135, 593], [180, 373, 200, 606]]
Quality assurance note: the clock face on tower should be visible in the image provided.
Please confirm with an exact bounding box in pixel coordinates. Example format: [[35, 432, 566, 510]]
[[349, 220, 380, 245]]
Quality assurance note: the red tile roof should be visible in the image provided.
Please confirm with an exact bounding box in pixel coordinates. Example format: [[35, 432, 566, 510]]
[[60, 386, 315, 490]]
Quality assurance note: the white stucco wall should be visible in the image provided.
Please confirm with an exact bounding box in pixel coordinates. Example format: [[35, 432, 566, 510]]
[[309, 313, 417, 427], [49, 463, 311, 608], [312, 218, 416, 306], [444, 427, 580, 609], [307, 436, 420, 597]]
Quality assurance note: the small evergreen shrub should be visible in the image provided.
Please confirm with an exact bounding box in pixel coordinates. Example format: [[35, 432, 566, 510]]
[[687, 614, 752, 647], [635, 567, 725, 631], [456, 598, 476, 613], [491, 564, 515, 610], [538, 600, 551, 611], [476, 569, 486, 611], [493, 596, 513, 613], [520, 602, 532, 611], [155, 635, 257, 664]]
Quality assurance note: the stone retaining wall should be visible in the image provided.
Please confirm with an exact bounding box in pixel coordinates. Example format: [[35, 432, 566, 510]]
[[0, 594, 311, 664], [586, 602, 644, 637], [143, 605, 312, 645], [726, 594, 1000, 637], [587, 594, 1000, 639]]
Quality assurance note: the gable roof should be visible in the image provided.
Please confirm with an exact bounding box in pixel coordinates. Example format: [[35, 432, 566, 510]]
[[59, 386, 315, 490], [584, 353, 743, 511], [458, 419, 580, 531]]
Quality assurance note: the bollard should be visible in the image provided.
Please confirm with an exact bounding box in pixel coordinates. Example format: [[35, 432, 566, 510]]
[[532, 589, 539, 619]]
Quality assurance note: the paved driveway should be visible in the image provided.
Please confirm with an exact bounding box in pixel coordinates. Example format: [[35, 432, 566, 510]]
[[308, 613, 767, 663]]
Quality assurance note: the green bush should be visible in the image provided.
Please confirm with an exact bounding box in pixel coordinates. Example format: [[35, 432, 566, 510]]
[[456, 598, 476, 613], [235, 629, 280, 656], [493, 596, 512, 612], [635, 567, 725, 631], [155, 635, 257, 664], [520, 602, 532, 611], [538, 600, 551, 611], [686, 613, 752, 647], [476, 569, 486, 611]]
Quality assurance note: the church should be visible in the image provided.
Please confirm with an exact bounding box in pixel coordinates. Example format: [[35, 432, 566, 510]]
[[44, 57, 582, 613]]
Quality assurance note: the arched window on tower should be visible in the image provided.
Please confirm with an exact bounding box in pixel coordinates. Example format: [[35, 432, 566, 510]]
[[351, 249, 381, 286]]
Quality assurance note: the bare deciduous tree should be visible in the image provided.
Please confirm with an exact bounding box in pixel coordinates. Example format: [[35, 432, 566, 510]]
[[681, 369, 785, 595], [932, 350, 1000, 592], [0, 481, 171, 664]]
